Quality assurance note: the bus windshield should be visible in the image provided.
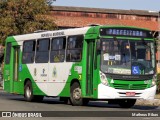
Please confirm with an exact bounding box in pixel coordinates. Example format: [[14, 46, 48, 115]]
[[101, 38, 155, 75]]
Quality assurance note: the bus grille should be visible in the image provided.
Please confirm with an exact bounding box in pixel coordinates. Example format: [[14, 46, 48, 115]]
[[113, 83, 147, 90]]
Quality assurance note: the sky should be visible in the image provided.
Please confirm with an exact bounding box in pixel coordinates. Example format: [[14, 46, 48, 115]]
[[53, 0, 160, 12]]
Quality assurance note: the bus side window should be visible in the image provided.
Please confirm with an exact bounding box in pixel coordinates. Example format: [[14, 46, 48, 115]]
[[5, 43, 11, 64], [50, 37, 66, 62], [66, 35, 83, 62], [35, 38, 50, 63], [22, 40, 36, 64]]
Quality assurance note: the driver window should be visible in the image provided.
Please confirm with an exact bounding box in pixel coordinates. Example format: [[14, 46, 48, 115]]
[[136, 42, 147, 60]]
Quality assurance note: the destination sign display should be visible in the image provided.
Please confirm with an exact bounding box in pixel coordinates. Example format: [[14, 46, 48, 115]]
[[41, 31, 64, 38], [100, 28, 152, 38]]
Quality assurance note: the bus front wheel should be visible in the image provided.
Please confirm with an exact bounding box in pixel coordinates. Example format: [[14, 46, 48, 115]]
[[70, 82, 83, 106], [118, 99, 136, 108], [70, 82, 89, 106]]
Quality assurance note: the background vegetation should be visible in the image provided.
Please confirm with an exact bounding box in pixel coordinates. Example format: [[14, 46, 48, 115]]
[[0, 0, 57, 45]]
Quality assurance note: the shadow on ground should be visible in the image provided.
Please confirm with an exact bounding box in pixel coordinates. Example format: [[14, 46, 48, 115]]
[[2, 92, 158, 110]]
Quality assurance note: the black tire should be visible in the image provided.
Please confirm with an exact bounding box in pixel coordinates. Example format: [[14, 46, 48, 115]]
[[70, 82, 89, 106], [24, 81, 34, 102], [118, 99, 136, 108], [24, 81, 44, 102]]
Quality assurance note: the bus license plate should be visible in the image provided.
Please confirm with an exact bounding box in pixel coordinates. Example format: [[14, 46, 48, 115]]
[[126, 92, 135, 96]]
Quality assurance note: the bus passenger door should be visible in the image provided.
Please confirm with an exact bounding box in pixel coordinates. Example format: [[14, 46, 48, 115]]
[[12, 46, 20, 93], [86, 40, 95, 96]]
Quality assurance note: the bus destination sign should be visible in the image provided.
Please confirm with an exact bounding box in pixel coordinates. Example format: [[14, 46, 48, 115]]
[[100, 28, 152, 38]]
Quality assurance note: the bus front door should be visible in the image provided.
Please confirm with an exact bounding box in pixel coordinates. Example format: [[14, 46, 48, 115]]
[[86, 40, 95, 96]]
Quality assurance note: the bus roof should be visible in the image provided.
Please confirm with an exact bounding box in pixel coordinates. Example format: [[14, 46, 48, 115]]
[[6, 25, 152, 42]]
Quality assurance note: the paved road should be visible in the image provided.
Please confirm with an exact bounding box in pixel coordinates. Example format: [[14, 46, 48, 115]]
[[0, 90, 160, 120]]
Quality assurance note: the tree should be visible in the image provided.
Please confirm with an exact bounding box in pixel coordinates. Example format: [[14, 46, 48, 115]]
[[0, 0, 57, 45]]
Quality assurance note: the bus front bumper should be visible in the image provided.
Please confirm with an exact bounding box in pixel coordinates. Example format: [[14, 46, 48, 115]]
[[98, 83, 157, 100]]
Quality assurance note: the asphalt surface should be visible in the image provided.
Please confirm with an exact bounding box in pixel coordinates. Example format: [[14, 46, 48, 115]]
[[0, 89, 160, 120]]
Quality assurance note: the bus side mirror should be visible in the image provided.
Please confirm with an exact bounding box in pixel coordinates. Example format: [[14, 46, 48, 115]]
[[96, 40, 101, 51]]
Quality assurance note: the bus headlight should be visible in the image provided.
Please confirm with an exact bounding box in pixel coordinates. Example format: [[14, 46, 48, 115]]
[[151, 74, 157, 87], [100, 71, 109, 86]]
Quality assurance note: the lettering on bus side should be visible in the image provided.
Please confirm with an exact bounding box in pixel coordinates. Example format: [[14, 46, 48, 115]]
[[41, 31, 65, 38], [40, 69, 47, 77]]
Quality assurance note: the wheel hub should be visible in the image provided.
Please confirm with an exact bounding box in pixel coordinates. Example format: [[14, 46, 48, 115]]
[[26, 86, 31, 98], [73, 88, 81, 100]]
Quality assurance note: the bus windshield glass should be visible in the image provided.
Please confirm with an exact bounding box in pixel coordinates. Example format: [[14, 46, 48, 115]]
[[101, 38, 155, 75]]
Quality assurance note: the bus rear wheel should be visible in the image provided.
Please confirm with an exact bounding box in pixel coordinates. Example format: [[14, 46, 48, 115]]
[[24, 81, 43, 102], [70, 82, 89, 106], [118, 99, 136, 108]]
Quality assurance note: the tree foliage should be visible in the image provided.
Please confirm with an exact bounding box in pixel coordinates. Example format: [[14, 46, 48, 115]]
[[0, 0, 57, 45]]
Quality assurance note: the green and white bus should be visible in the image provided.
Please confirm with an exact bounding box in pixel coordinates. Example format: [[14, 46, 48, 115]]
[[3, 25, 157, 108]]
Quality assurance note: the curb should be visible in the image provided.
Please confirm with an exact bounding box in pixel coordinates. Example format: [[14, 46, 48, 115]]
[[136, 99, 160, 106]]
